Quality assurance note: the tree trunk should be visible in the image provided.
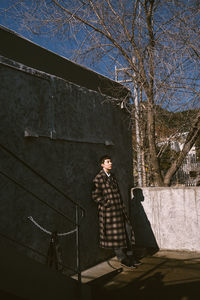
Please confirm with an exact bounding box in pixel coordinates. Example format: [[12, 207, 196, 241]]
[[147, 99, 164, 186], [164, 111, 200, 186]]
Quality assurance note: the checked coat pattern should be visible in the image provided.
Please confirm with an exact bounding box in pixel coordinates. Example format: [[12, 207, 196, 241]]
[[92, 169, 135, 249]]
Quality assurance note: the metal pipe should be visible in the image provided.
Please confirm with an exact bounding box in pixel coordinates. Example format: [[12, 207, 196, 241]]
[[133, 85, 143, 186], [76, 205, 82, 298]]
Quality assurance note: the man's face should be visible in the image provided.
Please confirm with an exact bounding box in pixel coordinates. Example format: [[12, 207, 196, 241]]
[[101, 158, 112, 172]]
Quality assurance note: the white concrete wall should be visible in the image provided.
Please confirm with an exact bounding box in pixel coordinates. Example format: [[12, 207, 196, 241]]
[[131, 187, 200, 252]]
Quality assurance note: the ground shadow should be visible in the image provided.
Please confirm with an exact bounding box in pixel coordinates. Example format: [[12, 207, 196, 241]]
[[130, 188, 159, 258], [90, 254, 200, 300], [0, 290, 27, 300], [93, 272, 200, 300]]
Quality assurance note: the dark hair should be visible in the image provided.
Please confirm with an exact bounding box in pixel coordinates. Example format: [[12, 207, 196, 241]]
[[99, 155, 111, 164]]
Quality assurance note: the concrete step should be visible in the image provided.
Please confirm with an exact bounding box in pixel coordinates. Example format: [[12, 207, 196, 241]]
[[72, 257, 122, 284]]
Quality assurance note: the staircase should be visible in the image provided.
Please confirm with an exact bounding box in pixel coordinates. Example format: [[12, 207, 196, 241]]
[[0, 242, 92, 300]]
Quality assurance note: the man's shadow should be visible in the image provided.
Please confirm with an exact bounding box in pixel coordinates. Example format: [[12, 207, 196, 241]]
[[130, 188, 159, 258]]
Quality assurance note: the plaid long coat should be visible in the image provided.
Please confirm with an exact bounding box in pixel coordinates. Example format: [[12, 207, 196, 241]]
[[92, 169, 135, 249]]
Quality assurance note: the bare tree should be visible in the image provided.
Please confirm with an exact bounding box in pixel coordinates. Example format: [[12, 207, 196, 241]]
[[1, 0, 200, 186]]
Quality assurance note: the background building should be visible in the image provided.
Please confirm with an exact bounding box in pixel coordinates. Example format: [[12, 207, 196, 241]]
[[0, 26, 133, 277]]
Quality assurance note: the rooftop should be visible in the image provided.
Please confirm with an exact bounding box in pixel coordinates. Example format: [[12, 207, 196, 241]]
[[0, 25, 129, 99]]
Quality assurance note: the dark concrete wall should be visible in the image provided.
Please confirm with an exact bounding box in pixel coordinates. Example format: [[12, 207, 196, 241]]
[[0, 56, 132, 273], [0, 26, 129, 99], [0, 242, 91, 300]]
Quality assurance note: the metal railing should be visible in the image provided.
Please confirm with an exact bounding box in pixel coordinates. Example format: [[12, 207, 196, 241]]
[[0, 142, 85, 285]]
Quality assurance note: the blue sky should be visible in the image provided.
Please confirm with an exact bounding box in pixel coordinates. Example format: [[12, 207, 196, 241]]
[[0, 0, 199, 112], [0, 0, 112, 77], [0, 1, 71, 58]]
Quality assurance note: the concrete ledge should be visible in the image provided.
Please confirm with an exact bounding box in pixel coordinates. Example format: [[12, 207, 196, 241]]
[[131, 187, 200, 252], [154, 249, 200, 260]]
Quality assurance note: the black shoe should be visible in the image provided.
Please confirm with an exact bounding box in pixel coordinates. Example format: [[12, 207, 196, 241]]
[[130, 258, 142, 266], [120, 258, 136, 269]]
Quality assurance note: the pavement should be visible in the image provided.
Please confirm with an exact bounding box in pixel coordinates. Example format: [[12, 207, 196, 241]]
[[86, 250, 200, 300]]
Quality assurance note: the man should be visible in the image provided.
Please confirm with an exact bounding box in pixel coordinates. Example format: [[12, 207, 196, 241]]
[[92, 155, 141, 269]]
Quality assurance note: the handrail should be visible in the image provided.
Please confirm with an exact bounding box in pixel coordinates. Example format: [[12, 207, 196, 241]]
[[0, 231, 76, 273], [0, 168, 82, 282], [0, 169, 76, 226], [0, 143, 85, 215], [0, 143, 84, 283]]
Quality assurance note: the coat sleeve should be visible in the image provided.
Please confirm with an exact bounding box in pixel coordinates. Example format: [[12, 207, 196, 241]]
[[113, 176, 130, 223], [92, 178, 104, 204], [122, 202, 130, 223]]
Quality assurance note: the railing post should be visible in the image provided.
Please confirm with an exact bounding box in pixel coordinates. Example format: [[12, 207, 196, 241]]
[[76, 204, 81, 293]]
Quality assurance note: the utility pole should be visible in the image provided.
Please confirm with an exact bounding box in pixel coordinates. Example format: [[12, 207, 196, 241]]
[[115, 64, 143, 186], [133, 83, 142, 186]]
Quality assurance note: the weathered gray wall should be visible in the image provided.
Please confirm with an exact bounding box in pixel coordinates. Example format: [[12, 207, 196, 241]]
[[131, 187, 200, 253], [0, 57, 133, 273]]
